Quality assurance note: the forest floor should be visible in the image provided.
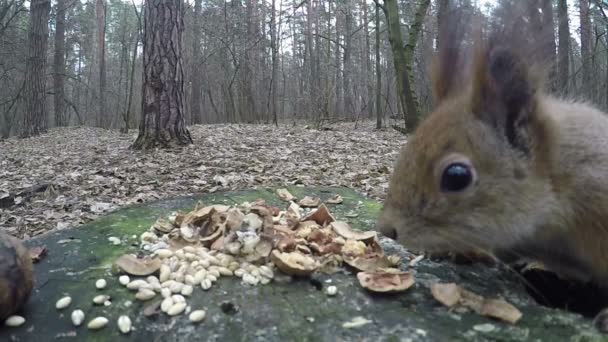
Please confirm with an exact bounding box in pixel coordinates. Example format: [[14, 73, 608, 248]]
[[0, 120, 406, 239]]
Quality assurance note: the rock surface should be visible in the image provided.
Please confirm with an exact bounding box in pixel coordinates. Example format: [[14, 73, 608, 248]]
[[0, 187, 603, 341]]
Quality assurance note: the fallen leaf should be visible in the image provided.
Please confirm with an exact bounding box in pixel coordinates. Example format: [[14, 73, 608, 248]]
[[330, 221, 376, 241], [326, 195, 343, 204], [298, 196, 321, 207], [276, 188, 296, 202]]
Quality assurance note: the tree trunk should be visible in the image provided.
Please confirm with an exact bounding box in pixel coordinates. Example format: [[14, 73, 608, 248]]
[[53, 0, 66, 127], [403, 0, 429, 118], [557, 0, 569, 95], [436, 0, 449, 49], [190, 0, 203, 124], [343, 1, 353, 117], [579, 0, 592, 97], [132, 0, 192, 150], [363, 0, 373, 119], [96, 0, 107, 128], [540, 0, 557, 92], [23, 0, 50, 138], [270, 0, 278, 126], [375, 1, 382, 129], [383, 0, 420, 132]]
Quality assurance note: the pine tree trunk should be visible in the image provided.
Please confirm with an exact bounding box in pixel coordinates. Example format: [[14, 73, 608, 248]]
[[190, 0, 203, 124], [579, 0, 592, 97], [270, 0, 278, 126], [23, 0, 50, 138], [53, 0, 66, 127], [540, 0, 557, 92], [132, 0, 192, 150], [96, 0, 107, 128], [375, 1, 382, 129], [557, 0, 570, 95]]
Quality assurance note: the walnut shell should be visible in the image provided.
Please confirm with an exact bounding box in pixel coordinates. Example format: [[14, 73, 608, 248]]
[[0, 232, 34, 321]]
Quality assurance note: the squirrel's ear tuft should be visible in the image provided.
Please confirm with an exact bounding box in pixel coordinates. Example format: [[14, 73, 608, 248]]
[[429, 3, 468, 104], [470, 31, 539, 154]]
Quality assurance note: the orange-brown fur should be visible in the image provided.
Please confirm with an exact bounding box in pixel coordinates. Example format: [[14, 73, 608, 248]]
[[376, 11, 608, 288]]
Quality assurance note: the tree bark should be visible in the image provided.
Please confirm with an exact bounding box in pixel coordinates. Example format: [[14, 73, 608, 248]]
[[375, 1, 382, 129], [190, 0, 203, 124], [540, 0, 557, 92], [23, 0, 50, 138], [96, 0, 107, 128], [53, 0, 66, 127], [132, 0, 193, 149], [579, 0, 592, 96], [383, 0, 421, 132], [270, 0, 278, 125], [403, 0, 429, 118], [557, 0, 570, 95]]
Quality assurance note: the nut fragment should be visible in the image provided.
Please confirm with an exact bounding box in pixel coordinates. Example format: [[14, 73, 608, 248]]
[[357, 271, 415, 293], [189, 310, 206, 322], [161, 297, 174, 312], [119, 275, 130, 286], [71, 310, 85, 326], [135, 288, 156, 301], [5, 315, 25, 327], [117, 315, 132, 334], [87, 317, 109, 330], [56, 296, 72, 310], [167, 302, 187, 316], [114, 254, 161, 276], [95, 279, 107, 289], [93, 294, 111, 305], [270, 250, 319, 276], [326, 285, 338, 296], [126, 279, 149, 290]]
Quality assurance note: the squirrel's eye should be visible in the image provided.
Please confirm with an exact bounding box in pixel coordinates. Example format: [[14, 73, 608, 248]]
[[440, 163, 473, 192]]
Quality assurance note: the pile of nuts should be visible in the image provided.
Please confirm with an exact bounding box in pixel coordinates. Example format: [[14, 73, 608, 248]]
[[4, 189, 415, 333]]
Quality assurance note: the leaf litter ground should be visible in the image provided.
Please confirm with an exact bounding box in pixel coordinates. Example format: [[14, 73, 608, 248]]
[[0, 121, 404, 240]]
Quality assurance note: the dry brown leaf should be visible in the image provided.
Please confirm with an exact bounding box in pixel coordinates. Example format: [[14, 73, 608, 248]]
[[330, 221, 376, 241], [356, 271, 415, 293], [276, 188, 296, 202], [325, 195, 343, 204], [298, 196, 321, 207], [301, 204, 335, 225]]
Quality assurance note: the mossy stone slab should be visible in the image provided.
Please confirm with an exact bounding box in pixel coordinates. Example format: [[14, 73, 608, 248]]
[[0, 187, 604, 341]]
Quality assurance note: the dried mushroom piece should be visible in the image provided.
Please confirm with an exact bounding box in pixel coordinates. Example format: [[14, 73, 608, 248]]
[[357, 271, 415, 293], [330, 221, 376, 242], [114, 254, 161, 276], [270, 250, 319, 276]]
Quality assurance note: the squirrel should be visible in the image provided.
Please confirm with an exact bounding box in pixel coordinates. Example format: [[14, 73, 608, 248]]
[[375, 3, 608, 329], [0, 232, 33, 322]]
